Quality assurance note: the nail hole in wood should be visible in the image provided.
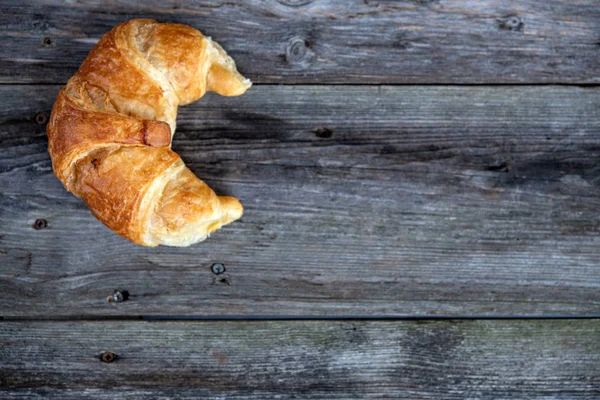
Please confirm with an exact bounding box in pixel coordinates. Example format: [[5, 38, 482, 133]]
[[211, 263, 226, 275], [487, 161, 511, 173], [42, 36, 54, 47], [32, 219, 48, 230], [498, 15, 523, 31], [35, 112, 48, 125], [99, 351, 118, 363], [313, 127, 333, 139], [107, 289, 129, 303]]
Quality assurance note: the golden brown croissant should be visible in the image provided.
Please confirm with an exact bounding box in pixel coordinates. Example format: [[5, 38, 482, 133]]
[[47, 19, 251, 246]]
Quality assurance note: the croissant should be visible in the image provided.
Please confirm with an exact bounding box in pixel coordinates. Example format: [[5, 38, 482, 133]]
[[47, 19, 251, 246]]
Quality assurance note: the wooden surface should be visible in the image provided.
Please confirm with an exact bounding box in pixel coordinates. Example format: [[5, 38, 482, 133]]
[[1, 0, 600, 84], [2, 85, 599, 317], [2, 319, 600, 399], [2, 0, 600, 398]]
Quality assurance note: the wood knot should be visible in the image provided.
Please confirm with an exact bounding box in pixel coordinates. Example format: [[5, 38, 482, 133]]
[[275, 0, 315, 6], [41, 36, 54, 47], [393, 32, 413, 50], [32, 219, 48, 230], [107, 289, 129, 303], [313, 127, 333, 139], [35, 112, 48, 125], [498, 15, 523, 31], [286, 37, 310, 64], [99, 351, 118, 363]]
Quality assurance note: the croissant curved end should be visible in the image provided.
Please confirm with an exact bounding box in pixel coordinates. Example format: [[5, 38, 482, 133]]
[[206, 38, 253, 97], [218, 196, 244, 225], [47, 19, 251, 247]]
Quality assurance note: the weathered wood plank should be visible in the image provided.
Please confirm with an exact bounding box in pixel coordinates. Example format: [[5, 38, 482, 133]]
[[1, 320, 599, 399], [1, 0, 599, 84], [1, 85, 600, 316]]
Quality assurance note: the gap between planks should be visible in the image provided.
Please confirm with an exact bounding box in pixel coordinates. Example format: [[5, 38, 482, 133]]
[[3, 315, 600, 322]]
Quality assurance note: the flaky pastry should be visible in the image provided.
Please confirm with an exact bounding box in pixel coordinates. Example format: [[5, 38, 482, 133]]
[[47, 19, 251, 246]]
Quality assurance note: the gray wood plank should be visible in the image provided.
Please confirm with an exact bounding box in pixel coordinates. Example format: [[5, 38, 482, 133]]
[[1, 0, 599, 84], [1, 85, 600, 317], [1, 319, 599, 399]]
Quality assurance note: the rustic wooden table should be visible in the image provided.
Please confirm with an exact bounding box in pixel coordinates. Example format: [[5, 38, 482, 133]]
[[1, 0, 599, 398]]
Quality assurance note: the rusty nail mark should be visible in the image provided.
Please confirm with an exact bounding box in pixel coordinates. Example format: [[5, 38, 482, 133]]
[[35, 112, 48, 125], [107, 289, 129, 303], [211, 263, 226, 275], [99, 351, 118, 363], [313, 127, 333, 139], [32, 219, 48, 230]]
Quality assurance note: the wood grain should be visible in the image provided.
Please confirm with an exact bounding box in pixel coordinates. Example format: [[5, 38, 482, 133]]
[[1, 84, 599, 317], [1, 0, 599, 84], [1, 319, 599, 399]]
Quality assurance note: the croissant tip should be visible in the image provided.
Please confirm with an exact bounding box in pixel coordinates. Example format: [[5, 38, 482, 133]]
[[218, 196, 243, 224], [236, 78, 252, 95]]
